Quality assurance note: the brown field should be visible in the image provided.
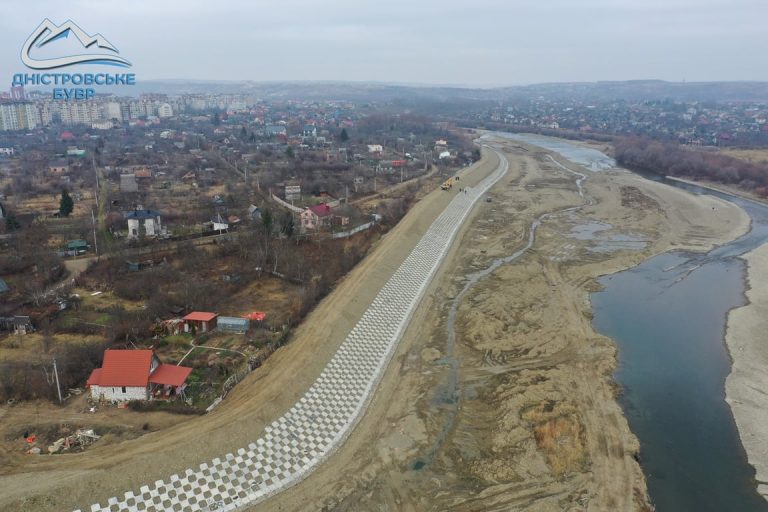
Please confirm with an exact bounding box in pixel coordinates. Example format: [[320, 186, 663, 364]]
[[719, 148, 768, 164]]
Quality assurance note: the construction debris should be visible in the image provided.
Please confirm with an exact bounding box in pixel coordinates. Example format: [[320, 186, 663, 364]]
[[44, 429, 101, 454]]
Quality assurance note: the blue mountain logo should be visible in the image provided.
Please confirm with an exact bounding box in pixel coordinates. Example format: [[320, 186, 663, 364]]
[[21, 19, 131, 70]]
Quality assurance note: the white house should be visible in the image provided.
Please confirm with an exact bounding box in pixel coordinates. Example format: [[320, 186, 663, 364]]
[[209, 213, 229, 232], [86, 349, 192, 402], [438, 151, 452, 160], [367, 144, 383, 154], [126, 209, 162, 239]]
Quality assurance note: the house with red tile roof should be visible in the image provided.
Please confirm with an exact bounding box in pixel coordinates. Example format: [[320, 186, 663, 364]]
[[86, 349, 192, 402], [300, 203, 333, 231]]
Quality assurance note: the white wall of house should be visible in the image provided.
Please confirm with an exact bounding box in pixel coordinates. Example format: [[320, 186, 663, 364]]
[[211, 221, 228, 232], [127, 218, 139, 238], [127, 216, 162, 239], [300, 210, 317, 231], [90, 384, 148, 402], [145, 217, 158, 236]]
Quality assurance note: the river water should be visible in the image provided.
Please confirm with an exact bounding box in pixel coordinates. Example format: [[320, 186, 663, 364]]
[[495, 132, 768, 511]]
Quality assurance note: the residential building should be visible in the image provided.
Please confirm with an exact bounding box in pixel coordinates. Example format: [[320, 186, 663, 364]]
[[105, 102, 123, 121], [300, 203, 333, 231], [208, 213, 229, 232], [126, 209, 162, 238], [48, 160, 69, 174], [265, 125, 287, 137], [86, 349, 192, 402], [157, 103, 173, 118], [0, 101, 38, 131]]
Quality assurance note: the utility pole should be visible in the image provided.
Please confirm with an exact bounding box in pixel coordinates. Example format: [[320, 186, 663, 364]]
[[91, 208, 99, 259], [92, 152, 99, 207], [53, 358, 63, 404]]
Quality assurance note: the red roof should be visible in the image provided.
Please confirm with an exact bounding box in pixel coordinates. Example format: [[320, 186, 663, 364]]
[[89, 349, 155, 387], [148, 364, 192, 387], [245, 311, 266, 321], [309, 204, 333, 217], [183, 311, 218, 322], [86, 368, 102, 387]]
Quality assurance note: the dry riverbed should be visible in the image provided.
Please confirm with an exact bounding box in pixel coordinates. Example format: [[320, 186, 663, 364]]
[[257, 137, 748, 511], [0, 139, 750, 511]]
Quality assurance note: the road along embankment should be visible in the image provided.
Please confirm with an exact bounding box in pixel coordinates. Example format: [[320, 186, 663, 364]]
[[258, 135, 755, 511]]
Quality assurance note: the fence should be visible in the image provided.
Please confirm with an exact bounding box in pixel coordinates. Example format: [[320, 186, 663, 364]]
[[331, 220, 377, 239], [270, 193, 304, 213]]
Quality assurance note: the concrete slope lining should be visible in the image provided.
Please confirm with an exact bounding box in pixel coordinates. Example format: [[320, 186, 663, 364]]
[[75, 148, 509, 512]]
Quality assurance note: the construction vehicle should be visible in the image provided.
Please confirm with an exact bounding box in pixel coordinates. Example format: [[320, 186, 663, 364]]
[[441, 177, 454, 190]]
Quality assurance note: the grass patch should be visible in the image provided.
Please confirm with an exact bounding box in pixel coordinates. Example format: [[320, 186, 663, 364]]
[[126, 400, 204, 415], [165, 334, 192, 346], [522, 400, 587, 477]]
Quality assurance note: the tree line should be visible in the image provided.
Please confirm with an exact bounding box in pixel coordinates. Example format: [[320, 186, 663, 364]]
[[615, 137, 768, 197]]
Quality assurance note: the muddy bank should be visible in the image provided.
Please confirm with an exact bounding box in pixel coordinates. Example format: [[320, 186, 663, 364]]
[[256, 137, 749, 511], [726, 242, 768, 501]]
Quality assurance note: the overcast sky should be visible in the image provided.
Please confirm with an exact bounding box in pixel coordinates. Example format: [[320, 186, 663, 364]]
[[0, 0, 764, 87]]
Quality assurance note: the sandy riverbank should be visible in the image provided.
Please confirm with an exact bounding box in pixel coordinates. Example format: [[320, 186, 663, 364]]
[[256, 137, 749, 511], [726, 242, 768, 501], [0, 135, 751, 511]]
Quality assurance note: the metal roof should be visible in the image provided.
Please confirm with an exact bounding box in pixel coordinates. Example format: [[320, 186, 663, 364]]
[[218, 316, 249, 325], [148, 364, 192, 387], [125, 209, 161, 220], [88, 349, 154, 387], [183, 311, 218, 322]]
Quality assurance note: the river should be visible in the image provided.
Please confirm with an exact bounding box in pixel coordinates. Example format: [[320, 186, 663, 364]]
[[496, 132, 768, 511]]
